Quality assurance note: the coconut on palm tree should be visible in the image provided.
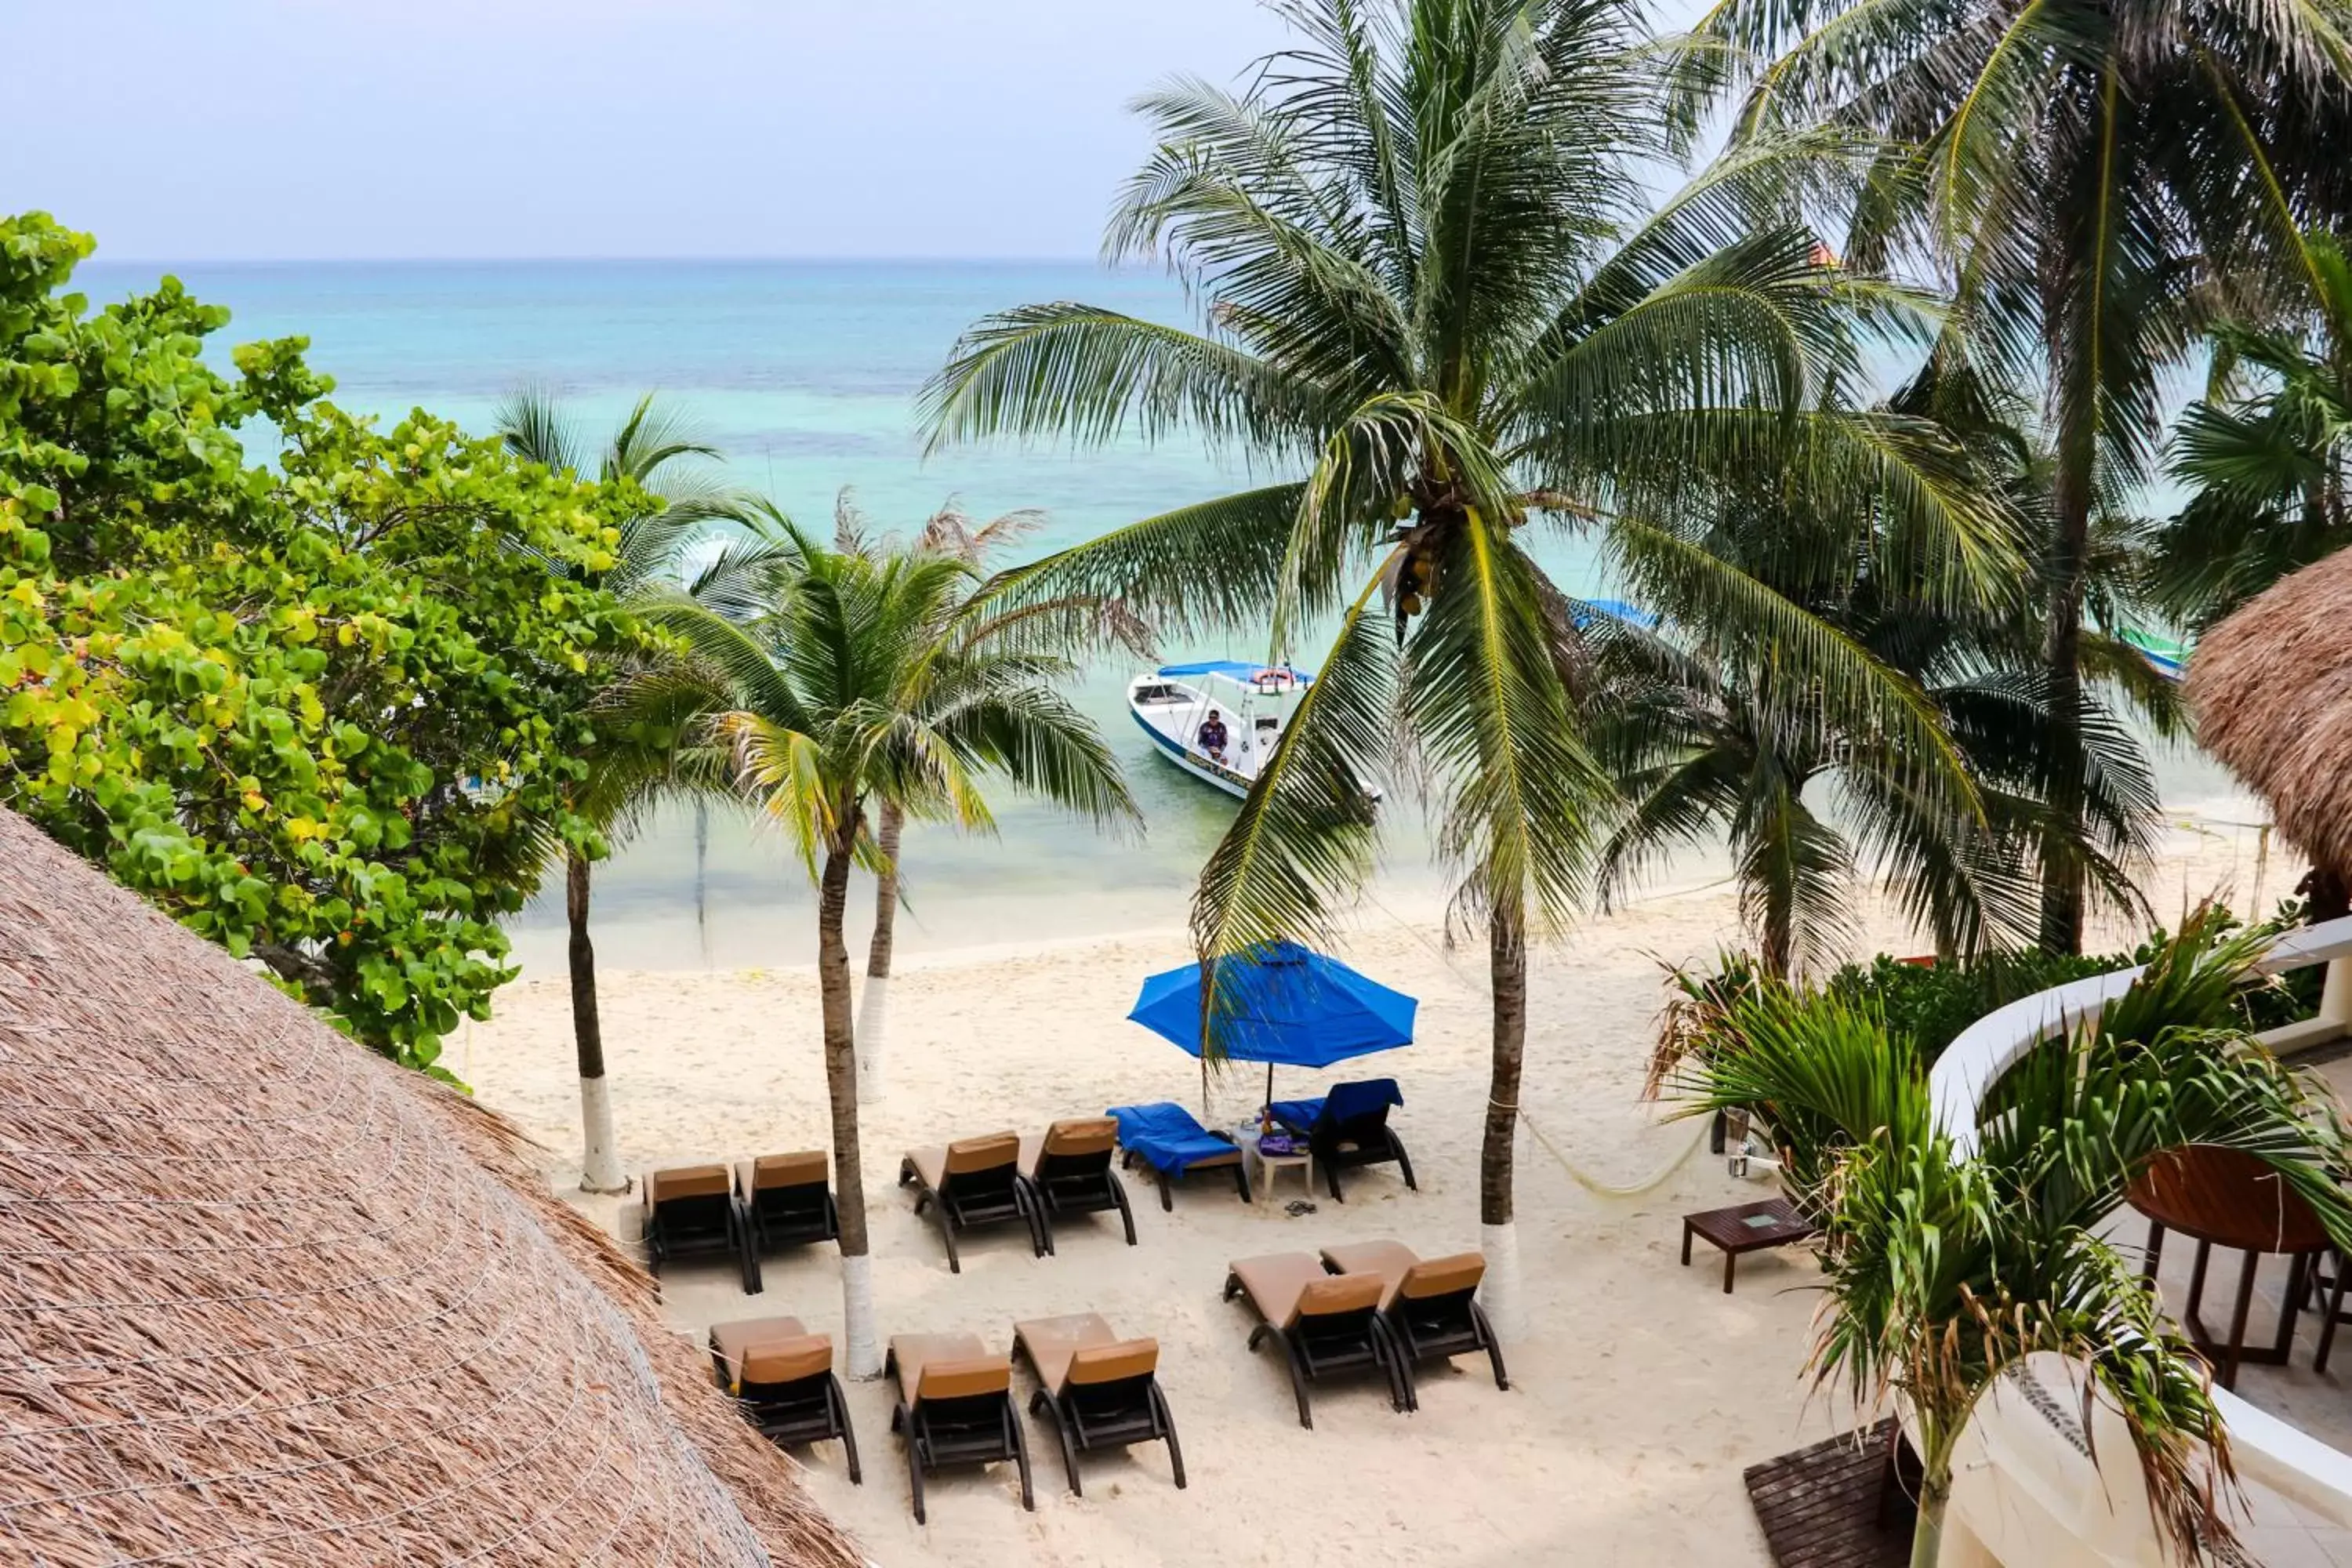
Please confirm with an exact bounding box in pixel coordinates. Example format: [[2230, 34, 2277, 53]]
[[494, 387, 751, 1192], [920, 0, 2014, 1319], [1670, 0, 2352, 952], [641, 516, 1137, 1374], [1668, 912, 2352, 1565]]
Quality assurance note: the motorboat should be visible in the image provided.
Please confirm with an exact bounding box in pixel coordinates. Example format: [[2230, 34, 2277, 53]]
[[1127, 660, 1316, 800]]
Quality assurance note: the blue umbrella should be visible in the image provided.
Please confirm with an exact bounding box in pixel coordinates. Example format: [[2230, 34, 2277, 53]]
[[1128, 940, 1417, 1111]]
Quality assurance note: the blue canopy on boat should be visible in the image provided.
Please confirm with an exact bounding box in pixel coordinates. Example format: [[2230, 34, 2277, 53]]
[[1127, 940, 1416, 1069], [1155, 660, 1316, 686], [1573, 597, 1659, 630]]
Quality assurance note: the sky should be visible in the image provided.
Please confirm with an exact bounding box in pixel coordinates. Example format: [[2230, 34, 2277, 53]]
[[1, 0, 1304, 260]]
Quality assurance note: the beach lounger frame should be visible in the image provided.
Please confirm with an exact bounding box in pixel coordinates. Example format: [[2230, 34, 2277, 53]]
[[897, 1133, 1047, 1273], [1222, 1253, 1407, 1428], [735, 1151, 840, 1256], [1320, 1242, 1508, 1410], [1271, 1078, 1417, 1202], [1024, 1117, 1138, 1250], [885, 1334, 1034, 1524], [708, 1316, 862, 1483], [1107, 1102, 1252, 1210], [1012, 1313, 1186, 1496], [641, 1165, 761, 1294]]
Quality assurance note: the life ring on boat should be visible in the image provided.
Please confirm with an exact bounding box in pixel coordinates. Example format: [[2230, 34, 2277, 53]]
[[1252, 668, 1297, 694]]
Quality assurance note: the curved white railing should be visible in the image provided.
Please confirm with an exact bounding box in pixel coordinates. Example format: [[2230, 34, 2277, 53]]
[[1926, 913, 2352, 1526]]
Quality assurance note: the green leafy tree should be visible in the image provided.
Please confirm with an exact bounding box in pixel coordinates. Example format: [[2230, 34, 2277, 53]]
[[0, 213, 657, 1073], [920, 0, 2013, 1312], [1671, 913, 2352, 1566], [2151, 229, 2352, 632], [494, 385, 751, 1191], [1670, 0, 2352, 952], [636, 518, 1137, 1374]]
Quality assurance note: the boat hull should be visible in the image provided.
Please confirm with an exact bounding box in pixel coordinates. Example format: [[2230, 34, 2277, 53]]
[[1130, 706, 1254, 800]]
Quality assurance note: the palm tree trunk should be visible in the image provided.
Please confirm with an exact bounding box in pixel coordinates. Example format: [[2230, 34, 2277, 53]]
[[567, 849, 627, 1193], [692, 798, 711, 967], [818, 824, 880, 1377], [1909, 1463, 1952, 1567], [2039, 244, 2096, 956], [1479, 902, 1528, 1336], [855, 800, 904, 1104]]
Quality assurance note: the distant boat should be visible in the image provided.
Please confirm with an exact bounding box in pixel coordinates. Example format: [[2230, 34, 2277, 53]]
[[1128, 660, 1330, 801], [2116, 625, 2188, 682]]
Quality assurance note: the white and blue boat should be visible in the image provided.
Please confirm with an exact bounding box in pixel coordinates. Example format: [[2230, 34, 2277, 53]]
[[1127, 660, 1316, 800]]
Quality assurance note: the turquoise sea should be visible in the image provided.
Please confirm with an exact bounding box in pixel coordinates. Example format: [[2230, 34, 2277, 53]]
[[69, 257, 2242, 971], [71, 258, 1499, 969]]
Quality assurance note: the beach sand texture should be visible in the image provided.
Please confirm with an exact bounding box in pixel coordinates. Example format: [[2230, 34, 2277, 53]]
[[463, 822, 2278, 1566]]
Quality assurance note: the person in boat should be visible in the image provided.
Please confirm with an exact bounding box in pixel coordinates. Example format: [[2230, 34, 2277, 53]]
[[1198, 709, 1230, 763]]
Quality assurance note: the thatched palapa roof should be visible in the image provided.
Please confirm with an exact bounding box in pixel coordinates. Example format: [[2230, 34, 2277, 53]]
[[0, 808, 860, 1566], [2187, 548, 2352, 877]]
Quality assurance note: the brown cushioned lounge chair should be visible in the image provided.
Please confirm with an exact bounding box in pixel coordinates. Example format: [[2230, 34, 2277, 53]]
[[1221, 1251, 1405, 1428], [735, 1150, 839, 1256], [708, 1315, 861, 1482], [1012, 1312, 1184, 1495], [885, 1332, 1033, 1523], [898, 1131, 1046, 1272], [1020, 1117, 1137, 1250], [641, 1163, 759, 1293], [1320, 1240, 1507, 1410]]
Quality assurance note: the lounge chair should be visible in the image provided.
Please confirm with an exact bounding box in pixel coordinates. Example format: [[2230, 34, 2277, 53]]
[[735, 1150, 839, 1256], [1268, 1077, 1415, 1201], [641, 1163, 760, 1293], [1106, 1102, 1250, 1210], [1013, 1312, 1185, 1496], [1221, 1251, 1405, 1428], [885, 1332, 1033, 1523], [708, 1315, 861, 1482], [1021, 1117, 1137, 1249], [1319, 1240, 1508, 1409], [898, 1132, 1046, 1272]]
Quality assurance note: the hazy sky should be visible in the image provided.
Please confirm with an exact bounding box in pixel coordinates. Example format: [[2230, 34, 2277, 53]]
[[2, 0, 1304, 260]]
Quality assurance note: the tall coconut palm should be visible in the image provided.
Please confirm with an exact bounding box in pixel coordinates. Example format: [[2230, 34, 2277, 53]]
[[1670, 912, 2352, 1566], [2151, 229, 2352, 631], [920, 0, 2015, 1317], [495, 387, 750, 1193], [641, 518, 1138, 1375], [829, 492, 1153, 1101], [1668, 0, 2352, 952]]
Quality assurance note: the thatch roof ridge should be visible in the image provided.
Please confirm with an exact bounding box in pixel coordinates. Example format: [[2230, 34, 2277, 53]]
[[2187, 548, 2352, 877], [0, 806, 860, 1566]]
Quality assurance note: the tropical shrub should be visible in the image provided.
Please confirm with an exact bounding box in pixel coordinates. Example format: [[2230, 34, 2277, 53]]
[[0, 213, 657, 1073]]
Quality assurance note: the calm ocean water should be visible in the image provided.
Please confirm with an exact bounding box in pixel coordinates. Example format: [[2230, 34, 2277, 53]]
[[68, 258, 2241, 971]]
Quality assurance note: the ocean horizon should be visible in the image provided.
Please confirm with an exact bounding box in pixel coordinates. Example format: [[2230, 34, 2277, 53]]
[[66, 256, 2249, 975]]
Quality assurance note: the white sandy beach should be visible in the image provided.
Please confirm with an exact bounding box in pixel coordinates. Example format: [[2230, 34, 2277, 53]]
[[462, 816, 2286, 1567]]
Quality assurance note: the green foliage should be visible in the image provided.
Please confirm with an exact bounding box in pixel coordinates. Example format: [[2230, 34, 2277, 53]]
[[0, 212, 659, 1073], [1668, 910, 2352, 1561]]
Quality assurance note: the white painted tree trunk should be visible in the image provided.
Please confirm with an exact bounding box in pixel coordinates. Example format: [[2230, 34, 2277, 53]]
[[840, 1250, 882, 1378], [578, 1073, 626, 1194], [1479, 1220, 1524, 1341], [855, 975, 890, 1103]]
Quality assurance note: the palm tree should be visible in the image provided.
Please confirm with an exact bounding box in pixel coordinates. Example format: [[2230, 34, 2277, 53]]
[[642, 518, 1137, 1374], [1592, 363, 2169, 974], [829, 492, 1153, 1101], [2151, 229, 2352, 631], [1669, 912, 2352, 1566], [1668, 0, 2352, 953], [920, 0, 2014, 1317], [495, 387, 750, 1192]]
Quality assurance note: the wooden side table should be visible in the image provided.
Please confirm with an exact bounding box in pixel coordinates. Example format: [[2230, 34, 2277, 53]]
[[2129, 1145, 2332, 1390], [1681, 1196, 1815, 1293]]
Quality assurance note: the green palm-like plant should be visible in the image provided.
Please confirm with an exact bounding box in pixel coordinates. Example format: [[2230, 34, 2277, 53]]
[[921, 0, 2017, 1310], [494, 387, 753, 1192], [2151, 230, 2352, 631], [1672, 913, 2352, 1566], [1668, 0, 2352, 952], [637, 517, 1138, 1374], [829, 493, 1154, 1102]]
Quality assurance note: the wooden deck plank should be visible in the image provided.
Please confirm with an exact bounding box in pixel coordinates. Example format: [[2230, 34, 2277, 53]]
[[1743, 1420, 1916, 1568]]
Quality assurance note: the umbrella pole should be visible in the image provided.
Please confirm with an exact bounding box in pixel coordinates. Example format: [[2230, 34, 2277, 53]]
[[1264, 1060, 1273, 1124], [1201, 1057, 1210, 1124]]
